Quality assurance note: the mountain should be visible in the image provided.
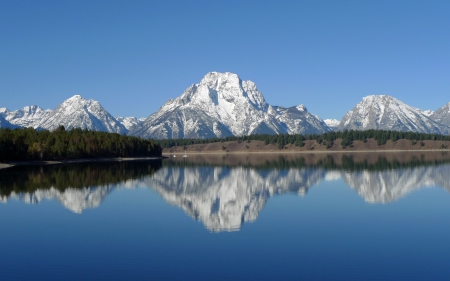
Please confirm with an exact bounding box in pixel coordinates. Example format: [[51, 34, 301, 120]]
[[429, 102, 450, 127], [115, 116, 144, 131], [272, 105, 331, 135], [0, 108, 10, 117], [37, 95, 127, 134], [324, 119, 340, 131], [0, 114, 19, 129], [5, 105, 52, 128], [338, 95, 450, 134], [129, 72, 329, 139]]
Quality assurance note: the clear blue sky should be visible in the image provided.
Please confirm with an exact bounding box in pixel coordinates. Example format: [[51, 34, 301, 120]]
[[1, 0, 450, 120]]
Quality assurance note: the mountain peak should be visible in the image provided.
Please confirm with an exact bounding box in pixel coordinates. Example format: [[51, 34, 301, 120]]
[[37, 96, 127, 134], [69, 94, 83, 100], [0, 107, 10, 117], [362, 95, 396, 103], [296, 104, 307, 112], [200, 72, 240, 87], [130, 72, 328, 139], [339, 95, 449, 134]]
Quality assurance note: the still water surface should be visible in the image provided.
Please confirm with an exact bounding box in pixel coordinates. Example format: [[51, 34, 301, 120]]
[[1, 153, 450, 280]]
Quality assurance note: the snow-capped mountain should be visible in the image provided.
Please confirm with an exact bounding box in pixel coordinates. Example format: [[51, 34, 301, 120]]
[[324, 119, 340, 131], [272, 105, 331, 135], [429, 102, 450, 127], [129, 72, 329, 139], [5, 105, 52, 128], [37, 95, 128, 134], [0, 114, 18, 129], [115, 116, 144, 131], [0, 108, 10, 117], [337, 95, 450, 134]]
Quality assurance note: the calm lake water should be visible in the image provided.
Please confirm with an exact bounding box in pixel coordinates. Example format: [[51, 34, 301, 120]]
[[1, 152, 450, 280]]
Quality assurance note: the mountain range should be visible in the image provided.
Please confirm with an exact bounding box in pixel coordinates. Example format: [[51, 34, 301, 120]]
[[2, 72, 450, 138]]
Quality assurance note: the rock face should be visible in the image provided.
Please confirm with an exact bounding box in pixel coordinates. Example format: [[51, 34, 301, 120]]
[[324, 119, 340, 131], [0, 114, 18, 129], [4, 105, 52, 128], [115, 116, 144, 131], [37, 95, 127, 133], [129, 72, 330, 139], [429, 102, 450, 127], [337, 95, 450, 134]]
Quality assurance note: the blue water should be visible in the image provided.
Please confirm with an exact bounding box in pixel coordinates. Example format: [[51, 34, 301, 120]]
[[1, 155, 450, 280]]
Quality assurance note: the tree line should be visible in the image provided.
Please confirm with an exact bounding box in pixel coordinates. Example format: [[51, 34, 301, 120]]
[[155, 129, 450, 149], [0, 126, 162, 161]]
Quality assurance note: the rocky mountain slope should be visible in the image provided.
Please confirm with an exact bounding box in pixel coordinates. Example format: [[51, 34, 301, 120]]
[[0, 96, 129, 134], [4, 105, 52, 128], [37, 95, 128, 133], [338, 95, 450, 134], [0, 114, 18, 129], [429, 102, 450, 127], [324, 119, 340, 131], [129, 72, 330, 139], [115, 116, 145, 131], [3, 75, 450, 138]]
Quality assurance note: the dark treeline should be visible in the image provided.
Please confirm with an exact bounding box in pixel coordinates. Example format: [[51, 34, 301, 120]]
[[155, 129, 450, 149], [164, 153, 450, 171], [0, 126, 162, 161], [0, 160, 162, 197]]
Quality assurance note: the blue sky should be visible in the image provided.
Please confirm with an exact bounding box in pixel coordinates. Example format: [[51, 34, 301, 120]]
[[1, 0, 450, 120]]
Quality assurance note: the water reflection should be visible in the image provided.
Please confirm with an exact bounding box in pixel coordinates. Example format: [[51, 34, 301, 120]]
[[0, 161, 162, 213], [1, 152, 450, 231]]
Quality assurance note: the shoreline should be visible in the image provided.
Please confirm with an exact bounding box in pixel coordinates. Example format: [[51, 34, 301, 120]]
[[164, 149, 450, 155], [0, 156, 165, 170]]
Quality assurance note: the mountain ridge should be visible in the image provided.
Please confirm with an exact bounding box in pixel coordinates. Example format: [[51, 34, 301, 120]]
[[2, 72, 450, 138]]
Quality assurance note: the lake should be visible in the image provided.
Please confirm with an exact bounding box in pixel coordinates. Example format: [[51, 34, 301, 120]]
[[1, 152, 450, 280]]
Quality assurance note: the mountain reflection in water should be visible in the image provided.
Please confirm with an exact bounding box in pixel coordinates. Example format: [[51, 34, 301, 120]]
[[1, 152, 450, 231]]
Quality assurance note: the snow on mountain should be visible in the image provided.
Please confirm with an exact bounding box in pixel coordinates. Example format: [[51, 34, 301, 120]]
[[337, 95, 450, 134], [324, 119, 340, 131], [422, 110, 434, 117], [0, 108, 10, 117], [37, 95, 127, 133], [429, 102, 450, 127], [272, 105, 331, 134], [5, 105, 52, 128], [115, 116, 144, 131], [130, 72, 329, 139], [0, 114, 19, 129]]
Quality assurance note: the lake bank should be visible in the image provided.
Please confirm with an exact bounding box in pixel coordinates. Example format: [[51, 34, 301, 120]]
[[0, 156, 165, 170], [163, 138, 450, 154]]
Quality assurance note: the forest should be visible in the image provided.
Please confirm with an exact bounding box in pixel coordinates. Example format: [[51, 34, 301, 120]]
[[0, 126, 162, 161], [155, 129, 450, 149]]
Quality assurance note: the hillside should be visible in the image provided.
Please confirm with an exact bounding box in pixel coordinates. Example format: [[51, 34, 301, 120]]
[[163, 138, 450, 154]]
